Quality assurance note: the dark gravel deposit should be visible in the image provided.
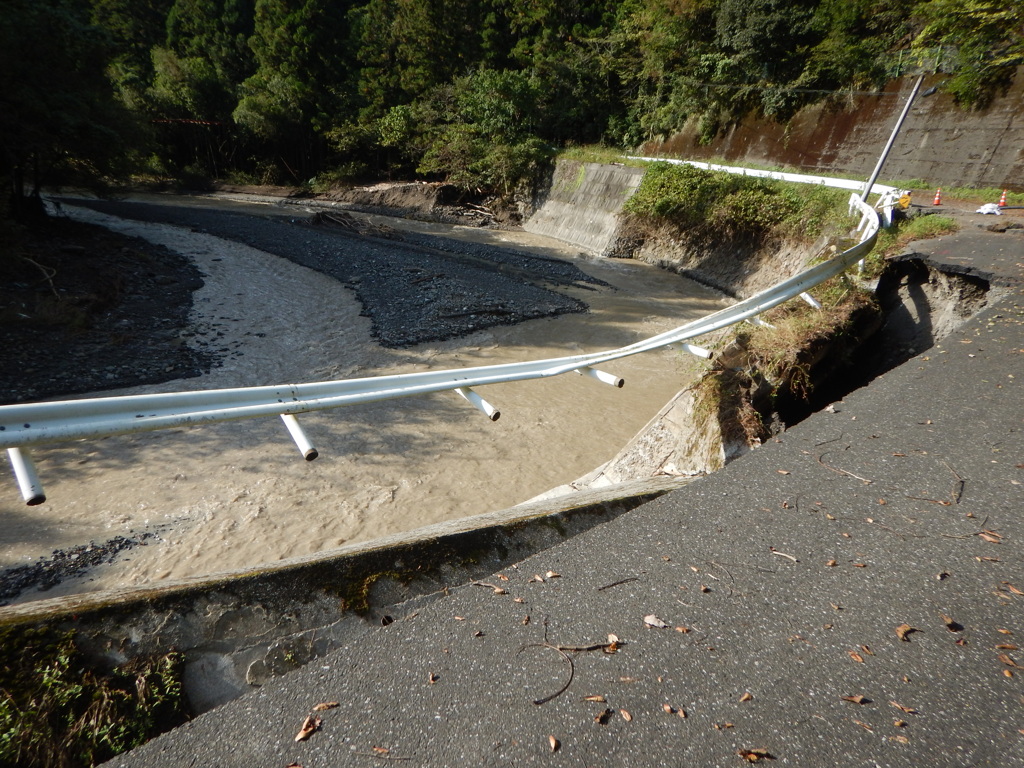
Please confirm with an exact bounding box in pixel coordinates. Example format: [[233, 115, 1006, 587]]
[[0, 217, 211, 406], [64, 198, 609, 347], [0, 533, 155, 606]]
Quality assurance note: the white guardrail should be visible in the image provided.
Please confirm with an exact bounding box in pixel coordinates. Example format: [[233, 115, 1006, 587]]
[[1, 179, 888, 506]]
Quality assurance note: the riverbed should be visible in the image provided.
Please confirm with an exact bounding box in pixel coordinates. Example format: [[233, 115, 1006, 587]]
[[0, 197, 726, 602]]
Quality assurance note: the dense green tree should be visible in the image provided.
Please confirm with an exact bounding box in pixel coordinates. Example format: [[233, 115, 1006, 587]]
[[1, 0, 134, 214], [90, 0, 175, 109], [914, 0, 1024, 105], [233, 0, 358, 180]]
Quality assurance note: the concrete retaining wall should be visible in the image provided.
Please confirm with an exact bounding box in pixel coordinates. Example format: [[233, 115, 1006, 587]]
[[0, 475, 690, 714], [524, 161, 646, 254], [641, 70, 1024, 191]]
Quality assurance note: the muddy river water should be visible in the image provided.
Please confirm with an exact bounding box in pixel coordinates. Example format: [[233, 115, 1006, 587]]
[[0, 198, 726, 601]]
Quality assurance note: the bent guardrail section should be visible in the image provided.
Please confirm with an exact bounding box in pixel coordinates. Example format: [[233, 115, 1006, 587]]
[[1, 189, 881, 505]]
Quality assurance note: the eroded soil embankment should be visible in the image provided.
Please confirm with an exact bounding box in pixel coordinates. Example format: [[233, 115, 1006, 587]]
[[577, 235, 1002, 490]]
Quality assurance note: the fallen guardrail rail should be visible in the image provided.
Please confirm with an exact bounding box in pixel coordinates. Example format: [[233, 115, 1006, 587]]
[[3, 77, 923, 505]]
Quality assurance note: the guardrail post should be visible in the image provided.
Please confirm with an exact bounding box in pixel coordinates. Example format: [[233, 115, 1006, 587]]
[[799, 292, 822, 309], [666, 342, 713, 360], [454, 387, 500, 421], [574, 366, 625, 388], [7, 447, 46, 505], [280, 414, 319, 461]]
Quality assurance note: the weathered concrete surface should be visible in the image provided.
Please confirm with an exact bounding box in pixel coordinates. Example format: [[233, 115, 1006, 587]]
[[0, 475, 691, 714], [643, 69, 1024, 191], [103, 223, 1024, 768], [525, 161, 646, 254]]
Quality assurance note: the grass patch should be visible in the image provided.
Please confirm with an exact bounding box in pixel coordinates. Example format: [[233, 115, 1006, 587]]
[[858, 213, 960, 275], [623, 162, 851, 244], [891, 182, 1022, 206], [0, 629, 187, 767], [746, 274, 874, 390], [557, 145, 650, 168]]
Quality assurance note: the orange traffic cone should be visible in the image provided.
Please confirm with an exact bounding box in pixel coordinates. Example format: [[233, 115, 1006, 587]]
[[999, 189, 1007, 207], [933, 188, 942, 205]]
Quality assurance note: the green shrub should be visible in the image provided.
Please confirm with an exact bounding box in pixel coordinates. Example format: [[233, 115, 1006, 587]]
[[0, 630, 187, 768], [625, 162, 851, 243]]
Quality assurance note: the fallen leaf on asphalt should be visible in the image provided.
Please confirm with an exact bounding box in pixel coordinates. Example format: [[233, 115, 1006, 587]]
[[429, 673, 439, 684], [676, 625, 691, 633], [841, 695, 870, 705], [372, 747, 390, 755], [545, 571, 561, 579], [1004, 669, 1014, 678], [583, 695, 607, 702], [294, 715, 321, 742], [826, 560, 838, 567], [644, 614, 669, 628], [895, 624, 918, 641], [312, 702, 339, 711], [713, 722, 735, 730], [890, 701, 917, 714], [513, 597, 526, 604], [894, 720, 907, 728], [978, 531, 1002, 544], [454, 616, 465, 621], [620, 709, 632, 721], [700, 584, 710, 593], [860, 645, 875, 656], [777, 470, 791, 475], [595, 708, 614, 724], [891, 735, 910, 744], [853, 720, 873, 731], [497, 574, 509, 581], [739, 692, 753, 702], [998, 629, 1013, 635], [998, 653, 1020, 667], [286, 763, 302, 767], [848, 651, 865, 663], [996, 644, 1018, 650], [939, 614, 963, 632], [529, 575, 544, 583], [1004, 583, 1024, 596], [853, 563, 867, 568], [522, 615, 530, 625], [473, 630, 484, 638], [662, 703, 675, 714], [737, 748, 775, 762], [678, 708, 688, 719], [548, 735, 560, 753]]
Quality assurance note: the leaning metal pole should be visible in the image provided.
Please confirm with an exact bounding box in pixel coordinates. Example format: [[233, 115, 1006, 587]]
[[860, 75, 924, 203]]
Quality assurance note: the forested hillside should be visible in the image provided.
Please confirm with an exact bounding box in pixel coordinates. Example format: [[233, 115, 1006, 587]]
[[2, 0, 1022, 204]]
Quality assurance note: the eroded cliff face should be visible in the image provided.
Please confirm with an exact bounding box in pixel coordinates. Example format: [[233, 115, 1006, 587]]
[[576, 255, 996, 489], [639, 69, 1024, 192]]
